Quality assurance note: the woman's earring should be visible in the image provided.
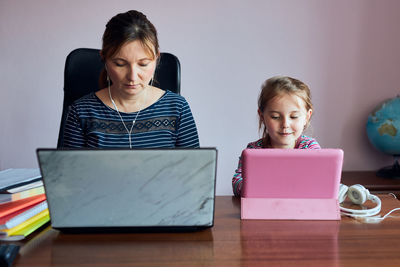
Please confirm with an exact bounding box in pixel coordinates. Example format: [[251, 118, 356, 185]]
[[106, 73, 110, 89], [105, 64, 110, 82], [150, 69, 156, 87]]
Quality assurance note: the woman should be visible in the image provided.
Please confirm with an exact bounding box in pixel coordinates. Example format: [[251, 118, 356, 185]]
[[63, 10, 199, 148]]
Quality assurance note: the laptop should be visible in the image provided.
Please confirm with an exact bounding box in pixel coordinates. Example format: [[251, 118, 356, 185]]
[[241, 149, 343, 220], [36, 148, 217, 232]]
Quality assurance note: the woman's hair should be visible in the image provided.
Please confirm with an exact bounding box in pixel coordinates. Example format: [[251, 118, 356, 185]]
[[99, 10, 159, 88], [258, 76, 313, 144]]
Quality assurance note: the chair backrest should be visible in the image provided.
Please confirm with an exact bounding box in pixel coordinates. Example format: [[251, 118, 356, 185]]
[[57, 48, 181, 147]]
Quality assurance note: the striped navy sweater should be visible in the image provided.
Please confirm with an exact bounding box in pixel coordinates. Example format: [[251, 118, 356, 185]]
[[62, 91, 199, 148]]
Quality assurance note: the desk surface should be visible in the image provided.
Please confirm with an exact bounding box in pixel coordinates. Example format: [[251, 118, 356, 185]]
[[9, 195, 400, 266], [342, 171, 400, 194]]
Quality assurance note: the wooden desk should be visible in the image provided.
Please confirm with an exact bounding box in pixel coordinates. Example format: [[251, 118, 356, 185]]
[[10, 195, 400, 266], [342, 171, 400, 197]]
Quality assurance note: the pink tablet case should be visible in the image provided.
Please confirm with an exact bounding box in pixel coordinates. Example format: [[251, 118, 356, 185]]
[[241, 149, 343, 220]]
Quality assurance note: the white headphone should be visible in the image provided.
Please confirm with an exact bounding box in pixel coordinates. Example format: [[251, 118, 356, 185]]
[[339, 184, 381, 219]]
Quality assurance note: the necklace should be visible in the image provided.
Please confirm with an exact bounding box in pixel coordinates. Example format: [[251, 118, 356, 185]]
[[108, 86, 144, 149]]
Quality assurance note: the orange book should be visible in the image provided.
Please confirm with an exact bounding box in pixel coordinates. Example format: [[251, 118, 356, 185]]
[[0, 194, 46, 218], [0, 200, 48, 229]]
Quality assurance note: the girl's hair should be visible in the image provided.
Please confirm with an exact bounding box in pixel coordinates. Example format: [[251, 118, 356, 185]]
[[99, 10, 159, 88], [258, 76, 313, 144]]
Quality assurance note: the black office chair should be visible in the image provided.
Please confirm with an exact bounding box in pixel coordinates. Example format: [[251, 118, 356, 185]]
[[57, 48, 181, 147]]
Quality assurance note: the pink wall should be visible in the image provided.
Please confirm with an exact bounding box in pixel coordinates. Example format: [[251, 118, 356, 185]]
[[1, 0, 399, 195]]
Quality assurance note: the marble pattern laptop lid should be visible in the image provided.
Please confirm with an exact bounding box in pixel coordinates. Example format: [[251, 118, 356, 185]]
[[37, 148, 217, 230]]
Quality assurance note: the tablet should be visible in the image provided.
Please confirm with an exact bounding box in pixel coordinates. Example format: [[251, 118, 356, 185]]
[[241, 149, 343, 220]]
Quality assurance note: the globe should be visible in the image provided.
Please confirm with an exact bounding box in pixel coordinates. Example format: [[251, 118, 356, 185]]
[[366, 95, 400, 178]]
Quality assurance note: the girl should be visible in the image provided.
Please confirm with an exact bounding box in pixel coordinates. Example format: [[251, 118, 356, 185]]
[[232, 76, 320, 196]]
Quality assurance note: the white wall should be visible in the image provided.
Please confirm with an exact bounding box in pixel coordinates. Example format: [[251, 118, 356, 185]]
[[1, 0, 399, 195]]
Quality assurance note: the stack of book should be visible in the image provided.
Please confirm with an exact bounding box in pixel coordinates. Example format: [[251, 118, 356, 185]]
[[0, 169, 49, 241]]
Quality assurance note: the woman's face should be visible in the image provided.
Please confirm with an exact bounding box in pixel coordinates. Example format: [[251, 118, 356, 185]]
[[259, 93, 312, 149], [105, 40, 157, 96]]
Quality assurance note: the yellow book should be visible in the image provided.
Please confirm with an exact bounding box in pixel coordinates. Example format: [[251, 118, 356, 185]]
[[0, 209, 49, 241]]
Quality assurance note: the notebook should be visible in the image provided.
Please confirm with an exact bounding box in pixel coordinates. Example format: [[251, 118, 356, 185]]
[[36, 148, 217, 232], [241, 149, 343, 220]]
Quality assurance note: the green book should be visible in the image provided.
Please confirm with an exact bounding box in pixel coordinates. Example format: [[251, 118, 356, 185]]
[[0, 209, 50, 241]]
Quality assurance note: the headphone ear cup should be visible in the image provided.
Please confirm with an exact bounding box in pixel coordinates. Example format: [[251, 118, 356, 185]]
[[339, 184, 381, 219], [347, 184, 369, 205], [338, 184, 348, 204]]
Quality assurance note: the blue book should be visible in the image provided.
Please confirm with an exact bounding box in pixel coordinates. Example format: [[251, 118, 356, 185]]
[[0, 169, 41, 192]]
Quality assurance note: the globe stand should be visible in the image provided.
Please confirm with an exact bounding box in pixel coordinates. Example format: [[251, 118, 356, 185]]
[[376, 155, 400, 179]]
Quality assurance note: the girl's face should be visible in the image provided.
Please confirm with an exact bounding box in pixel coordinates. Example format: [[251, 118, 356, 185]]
[[105, 40, 157, 97], [259, 93, 312, 149]]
